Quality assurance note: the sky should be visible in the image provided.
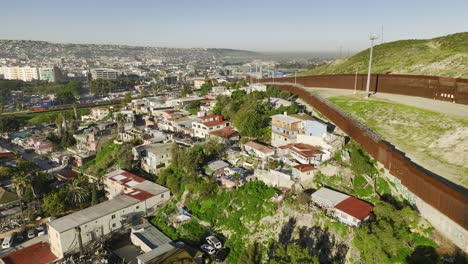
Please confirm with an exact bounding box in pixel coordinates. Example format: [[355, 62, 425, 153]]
[[1, 0, 467, 53]]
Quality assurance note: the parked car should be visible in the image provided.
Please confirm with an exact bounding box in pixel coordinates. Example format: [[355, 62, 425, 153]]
[[215, 249, 227, 262], [27, 229, 35, 239], [206, 236, 222, 249], [14, 232, 24, 243], [2, 235, 13, 249], [36, 226, 46, 236], [200, 244, 216, 255]]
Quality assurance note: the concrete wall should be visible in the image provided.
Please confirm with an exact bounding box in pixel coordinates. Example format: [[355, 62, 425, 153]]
[[255, 169, 295, 188]]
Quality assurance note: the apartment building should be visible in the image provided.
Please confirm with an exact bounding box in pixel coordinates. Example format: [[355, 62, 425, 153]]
[[39, 67, 61, 82], [271, 113, 303, 147], [90, 68, 119, 80], [48, 169, 170, 259], [0, 66, 39, 81]]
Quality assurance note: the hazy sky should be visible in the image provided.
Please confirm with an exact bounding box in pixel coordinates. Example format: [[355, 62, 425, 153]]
[[1, 0, 466, 52]]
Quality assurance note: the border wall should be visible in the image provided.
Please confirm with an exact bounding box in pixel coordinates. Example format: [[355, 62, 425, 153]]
[[248, 77, 468, 251], [250, 74, 468, 105]]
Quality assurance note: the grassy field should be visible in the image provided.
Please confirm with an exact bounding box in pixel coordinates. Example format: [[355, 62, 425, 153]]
[[329, 95, 468, 188], [300, 32, 468, 78]]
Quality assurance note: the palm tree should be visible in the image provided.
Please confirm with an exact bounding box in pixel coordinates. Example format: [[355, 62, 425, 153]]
[[12, 172, 32, 216], [72, 101, 78, 120], [65, 177, 89, 207], [116, 112, 125, 133], [55, 113, 64, 138]]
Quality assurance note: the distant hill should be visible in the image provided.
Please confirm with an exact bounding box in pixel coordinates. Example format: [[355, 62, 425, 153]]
[[299, 32, 468, 78], [0, 39, 261, 61]]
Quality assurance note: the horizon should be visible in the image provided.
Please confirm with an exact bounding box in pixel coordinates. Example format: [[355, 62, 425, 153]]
[[1, 0, 467, 53]]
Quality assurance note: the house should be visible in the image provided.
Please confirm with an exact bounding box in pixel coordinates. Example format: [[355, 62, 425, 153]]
[[334, 196, 374, 227], [74, 132, 98, 154], [193, 78, 206, 89], [81, 107, 110, 121], [270, 98, 292, 108], [291, 164, 316, 182], [279, 143, 323, 166], [310, 187, 350, 209], [243, 141, 275, 159], [208, 126, 239, 144], [133, 143, 173, 175], [27, 136, 55, 154], [271, 113, 303, 147], [310, 187, 373, 227], [131, 223, 172, 254], [206, 160, 230, 176], [192, 115, 230, 139], [0, 187, 20, 209], [254, 169, 296, 189]]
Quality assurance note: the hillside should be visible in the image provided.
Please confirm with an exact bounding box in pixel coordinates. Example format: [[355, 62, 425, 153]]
[[300, 32, 468, 78]]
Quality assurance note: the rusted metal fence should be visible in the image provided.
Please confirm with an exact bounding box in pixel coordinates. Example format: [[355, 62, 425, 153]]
[[252, 78, 467, 229], [249, 74, 468, 105]]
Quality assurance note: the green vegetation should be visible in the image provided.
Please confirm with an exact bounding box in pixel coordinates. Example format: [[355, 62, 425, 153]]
[[89, 78, 139, 95], [82, 142, 134, 177], [330, 96, 468, 188], [186, 100, 201, 115], [300, 32, 468, 78], [269, 244, 319, 264], [213, 86, 298, 141], [353, 200, 437, 263]]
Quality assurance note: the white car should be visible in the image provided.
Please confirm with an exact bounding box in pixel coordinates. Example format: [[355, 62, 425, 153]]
[[206, 236, 222, 249], [27, 229, 35, 239], [36, 226, 46, 236], [2, 235, 13, 249], [200, 244, 216, 255]]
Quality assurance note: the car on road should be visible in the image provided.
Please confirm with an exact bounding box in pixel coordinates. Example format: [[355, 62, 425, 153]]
[[36, 226, 46, 236], [27, 229, 35, 239], [2, 235, 13, 249], [206, 235, 222, 249], [200, 244, 216, 255]]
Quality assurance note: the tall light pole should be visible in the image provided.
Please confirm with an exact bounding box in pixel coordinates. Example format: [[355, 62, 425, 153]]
[[354, 67, 358, 95], [365, 34, 379, 99]]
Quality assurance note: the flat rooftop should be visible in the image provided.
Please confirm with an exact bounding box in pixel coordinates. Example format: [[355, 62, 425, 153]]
[[48, 195, 140, 233]]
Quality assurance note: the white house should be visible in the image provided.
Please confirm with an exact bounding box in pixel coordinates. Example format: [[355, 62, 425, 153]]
[[133, 143, 173, 175], [191, 115, 230, 139], [334, 196, 374, 227], [243, 141, 275, 159], [278, 143, 323, 166]]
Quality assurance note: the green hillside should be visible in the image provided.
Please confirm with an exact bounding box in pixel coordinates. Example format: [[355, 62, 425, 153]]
[[300, 32, 468, 78]]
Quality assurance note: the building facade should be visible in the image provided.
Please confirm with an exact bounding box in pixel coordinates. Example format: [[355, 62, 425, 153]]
[[0, 66, 39, 81], [90, 68, 118, 80]]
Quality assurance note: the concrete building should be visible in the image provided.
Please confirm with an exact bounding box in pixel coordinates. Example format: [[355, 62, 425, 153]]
[[133, 143, 173, 175], [0, 66, 39, 81], [90, 68, 118, 80], [48, 169, 170, 259], [278, 143, 323, 166], [193, 78, 206, 89], [243, 141, 275, 159], [39, 67, 61, 82], [192, 114, 230, 139], [271, 113, 303, 147]]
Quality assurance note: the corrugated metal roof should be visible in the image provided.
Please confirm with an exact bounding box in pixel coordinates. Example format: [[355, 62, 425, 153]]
[[311, 187, 350, 208], [137, 243, 176, 263]]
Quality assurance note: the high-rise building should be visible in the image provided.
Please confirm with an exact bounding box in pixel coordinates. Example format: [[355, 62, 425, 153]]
[[90, 68, 119, 80], [39, 67, 61, 82], [0, 66, 39, 81]]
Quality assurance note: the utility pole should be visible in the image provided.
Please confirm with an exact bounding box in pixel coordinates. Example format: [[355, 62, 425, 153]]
[[354, 68, 358, 94], [365, 34, 379, 99]]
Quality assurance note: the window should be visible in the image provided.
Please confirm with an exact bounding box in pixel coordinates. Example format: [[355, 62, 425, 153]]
[[136, 206, 140, 209], [161, 194, 164, 198], [112, 223, 116, 228], [111, 214, 116, 219]]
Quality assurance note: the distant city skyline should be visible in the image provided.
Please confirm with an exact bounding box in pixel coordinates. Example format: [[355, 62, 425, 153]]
[[1, 0, 467, 53]]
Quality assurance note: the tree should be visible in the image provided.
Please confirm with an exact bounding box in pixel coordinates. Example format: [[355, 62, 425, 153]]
[[116, 112, 125, 133], [42, 191, 66, 216], [270, 244, 319, 264], [91, 184, 98, 205], [64, 177, 90, 208], [124, 92, 132, 104]]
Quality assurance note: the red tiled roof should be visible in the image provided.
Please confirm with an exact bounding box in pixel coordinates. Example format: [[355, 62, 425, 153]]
[[121, 171, 146, 183], [335, 197, 374, 221], [1, 242, 57, 264], [293, 164, 316, 172], [209, 126, 239, 139], [202, 120, 228, 127], [280, 143, 323, 158]]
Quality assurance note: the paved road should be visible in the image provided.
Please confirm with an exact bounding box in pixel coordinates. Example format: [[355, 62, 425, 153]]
[[0, 232, 49, 257], [264, 82, 468, 118]]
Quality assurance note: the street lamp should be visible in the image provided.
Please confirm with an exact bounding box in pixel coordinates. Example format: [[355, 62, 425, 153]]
[[365, 34, 379, 99], [354, 67, 358, 95]]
